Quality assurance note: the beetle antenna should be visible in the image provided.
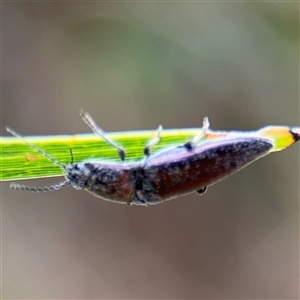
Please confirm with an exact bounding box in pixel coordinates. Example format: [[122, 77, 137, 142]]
[[10, 181, 71, 192], [6, 127, 72, 193], [6, 127, 65, 169]]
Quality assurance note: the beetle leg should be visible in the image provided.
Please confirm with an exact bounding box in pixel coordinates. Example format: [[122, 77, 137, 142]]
[[144, 125, 163, 157], [80, 110, 126, 161], [184, 117, 210, 150], [196, 187, 207, 195]]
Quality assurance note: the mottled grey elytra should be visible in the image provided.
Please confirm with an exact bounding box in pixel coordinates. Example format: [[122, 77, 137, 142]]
[[6, 111, 300, 206]]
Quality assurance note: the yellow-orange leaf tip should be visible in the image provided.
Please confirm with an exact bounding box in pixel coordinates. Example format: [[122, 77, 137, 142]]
[[258, 126, 300, 152]]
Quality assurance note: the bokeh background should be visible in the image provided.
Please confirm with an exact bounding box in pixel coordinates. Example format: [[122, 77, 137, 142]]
[[1, 2, 299, 299]]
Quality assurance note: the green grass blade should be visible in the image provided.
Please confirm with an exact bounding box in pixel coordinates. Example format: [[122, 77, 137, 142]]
[[1, 125, 299, 181], [0, 129, 200, 181]]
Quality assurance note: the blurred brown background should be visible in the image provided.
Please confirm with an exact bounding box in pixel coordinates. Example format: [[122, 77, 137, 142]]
[[1, 2, 299, 299]]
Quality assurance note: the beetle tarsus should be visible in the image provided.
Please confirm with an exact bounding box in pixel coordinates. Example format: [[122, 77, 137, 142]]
[[196, 187, 207, 195]]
